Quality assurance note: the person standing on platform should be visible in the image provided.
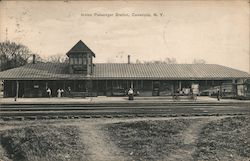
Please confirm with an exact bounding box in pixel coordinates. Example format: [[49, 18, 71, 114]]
[[57, 88, 62, 98], [68, 87, 71, 97], [47, 88, 51, 98], [61, 89, 64, 97], [128, 88, 134, 100], [217, 88, 220, 101]]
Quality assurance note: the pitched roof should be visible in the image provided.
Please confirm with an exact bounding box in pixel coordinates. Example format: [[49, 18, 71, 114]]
[[0, 62, 249, 80], [66, 40, 95, 57]]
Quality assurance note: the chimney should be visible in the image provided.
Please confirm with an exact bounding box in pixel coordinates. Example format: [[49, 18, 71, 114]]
[[128, 55, 130, 64], [32, 54, 36, 64]]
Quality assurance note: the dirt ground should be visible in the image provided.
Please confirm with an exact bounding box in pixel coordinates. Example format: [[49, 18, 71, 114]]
[[0, 116, 249, 161]]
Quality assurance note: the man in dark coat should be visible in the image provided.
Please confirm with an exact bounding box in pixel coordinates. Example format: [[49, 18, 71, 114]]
[[217, 88, 220, 101]]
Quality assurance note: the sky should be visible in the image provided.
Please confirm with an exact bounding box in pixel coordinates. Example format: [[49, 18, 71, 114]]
[[0, 0, 249, 72]]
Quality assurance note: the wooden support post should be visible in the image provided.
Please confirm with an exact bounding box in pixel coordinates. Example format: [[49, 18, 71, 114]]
[[2, 80, 5, 97], [88, 80, 92, 97], [105, 80, 107, 95], [171, 82, 174, 95], [73, 80, 76, 92], [142, 80, 143, 90], [179, 81, 182, 90], [15, 80, 19, 101], [23, 81, 26, 97], [63, 81, 65, 90], [96, 80, 99, 96], [12, 81, 15, 97], [3, 80, 6, 98], [111, 80, 113, 94]]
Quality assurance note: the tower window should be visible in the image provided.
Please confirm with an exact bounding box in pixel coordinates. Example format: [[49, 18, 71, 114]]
[[79, 58, 83, 64], [83, 59, 87, 65], [74, 57, 78, 64], [70, 55, 87, 65], [70, 58, 74, 65]]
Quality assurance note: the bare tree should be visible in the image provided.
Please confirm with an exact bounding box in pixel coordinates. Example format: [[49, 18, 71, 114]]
[[164, 57, 177, 64], [192, 59, 206, 64], [135, 59, 142, 64], [46, 54, 68, 63], [27, 54, 44, 63], [142, 57, 178, 64], [0, 41, 36, 71]]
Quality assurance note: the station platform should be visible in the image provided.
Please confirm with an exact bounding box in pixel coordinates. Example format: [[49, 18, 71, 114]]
[[1, 96, 250, 105]]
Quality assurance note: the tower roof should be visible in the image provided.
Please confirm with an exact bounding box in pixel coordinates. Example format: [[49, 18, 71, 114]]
[[66, 40, 95, 57]]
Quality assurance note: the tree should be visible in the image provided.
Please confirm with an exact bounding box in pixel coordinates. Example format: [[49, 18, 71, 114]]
[[135, 59, 142, 64], [164, 57, 177, 64], [192, 59, 206, 64], [142, 57, 178, 64], [46, 54, 68, 63], [0, 41, 36, 71], [29, 54, 43, 63]]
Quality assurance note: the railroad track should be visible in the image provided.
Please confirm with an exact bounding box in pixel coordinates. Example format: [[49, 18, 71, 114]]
[[0, 113, 246, 121], [0, 104, 249, 121], [0, 112, 247, 121], [1, 102, 250, 107]]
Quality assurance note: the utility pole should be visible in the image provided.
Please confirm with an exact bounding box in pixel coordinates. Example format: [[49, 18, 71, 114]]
[[5, 28, 8, 42]]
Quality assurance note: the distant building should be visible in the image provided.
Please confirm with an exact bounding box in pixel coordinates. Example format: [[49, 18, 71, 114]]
[[0, 40, 249, 98]]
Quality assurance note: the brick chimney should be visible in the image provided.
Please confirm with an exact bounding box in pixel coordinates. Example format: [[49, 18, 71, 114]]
[[128, 55, 130, 64], [32, 54, 36, 64]]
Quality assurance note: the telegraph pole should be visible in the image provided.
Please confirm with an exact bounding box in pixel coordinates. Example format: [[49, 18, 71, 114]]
[[5, 28, 8, 42]]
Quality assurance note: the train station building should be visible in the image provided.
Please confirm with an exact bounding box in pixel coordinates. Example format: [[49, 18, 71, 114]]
[[0, 40, 250, 98]]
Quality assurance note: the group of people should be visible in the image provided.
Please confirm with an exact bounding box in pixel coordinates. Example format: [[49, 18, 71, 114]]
[[46, 87, 68, 98], [173, 87, 221, 101], [57, 89, 64, 97], [46, 86, 221, 101]]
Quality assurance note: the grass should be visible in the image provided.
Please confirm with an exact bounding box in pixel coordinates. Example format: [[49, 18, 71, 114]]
[[0, 116, 249, 161], [103, 119, 193, 161], [194, 116, 250, 161], [0, 125, 86, 161]]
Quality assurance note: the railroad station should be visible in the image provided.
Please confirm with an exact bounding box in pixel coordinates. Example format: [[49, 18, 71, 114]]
[[0, 40, 250, 99]]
